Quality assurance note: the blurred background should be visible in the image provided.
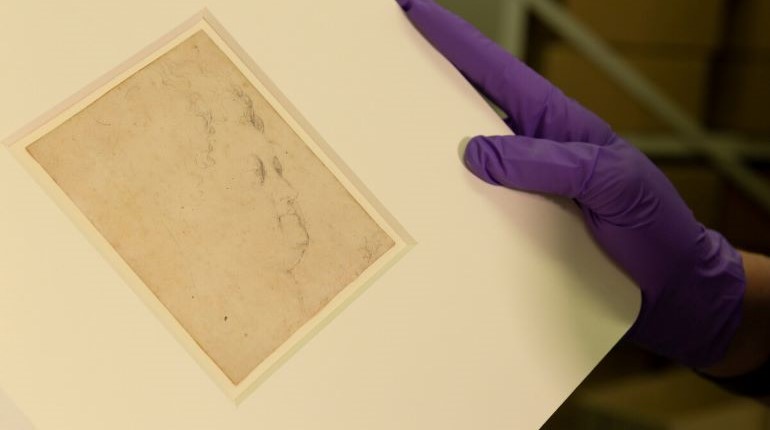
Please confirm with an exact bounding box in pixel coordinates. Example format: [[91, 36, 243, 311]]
[[434, 0, 770, 428]]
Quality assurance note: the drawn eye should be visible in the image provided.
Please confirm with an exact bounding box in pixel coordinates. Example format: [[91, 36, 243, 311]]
[[272, 156, 283, 177], [255, 156, 266, 185]]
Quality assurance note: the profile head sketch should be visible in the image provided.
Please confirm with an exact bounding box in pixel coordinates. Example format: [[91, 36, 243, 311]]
[[147, 47, 313, 278]]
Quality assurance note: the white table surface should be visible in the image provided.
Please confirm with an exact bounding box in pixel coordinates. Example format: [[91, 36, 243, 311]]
[[0, 1, 639, 428]]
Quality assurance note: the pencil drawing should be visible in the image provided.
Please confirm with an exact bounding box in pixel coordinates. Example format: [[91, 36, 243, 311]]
[[26, 29, 396, 385]]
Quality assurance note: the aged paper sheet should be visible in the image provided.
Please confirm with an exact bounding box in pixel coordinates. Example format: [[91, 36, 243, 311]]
[[27, 30, 395, 384]]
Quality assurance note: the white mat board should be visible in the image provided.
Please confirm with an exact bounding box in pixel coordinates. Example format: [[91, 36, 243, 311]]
[[0, 1, 639, 429]]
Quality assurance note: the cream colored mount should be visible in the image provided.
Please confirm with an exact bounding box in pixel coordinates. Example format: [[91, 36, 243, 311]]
[[5, 12, 412, 404]]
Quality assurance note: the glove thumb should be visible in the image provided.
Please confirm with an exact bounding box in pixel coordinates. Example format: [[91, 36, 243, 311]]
[[463, 135, 601, 200]]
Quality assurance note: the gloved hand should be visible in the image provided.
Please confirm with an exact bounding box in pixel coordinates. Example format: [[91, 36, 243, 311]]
[[396, 0, 746, 368]]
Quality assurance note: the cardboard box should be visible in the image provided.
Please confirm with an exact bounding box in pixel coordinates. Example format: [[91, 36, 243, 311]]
[[536, 43, 711, 132], [722, 179, 770, 255], [711, 59, 770, 136], [726, 0, 770, 53], [564, 0, 727, 52], [573, 369, 769, 430]]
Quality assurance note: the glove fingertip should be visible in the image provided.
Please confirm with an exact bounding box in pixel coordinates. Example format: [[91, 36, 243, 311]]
[[462, 136, 503, 186]]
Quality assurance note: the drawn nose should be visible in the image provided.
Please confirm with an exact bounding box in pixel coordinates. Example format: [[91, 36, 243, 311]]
[[275, 180, 299, 210], [271, 156, 299, 207]]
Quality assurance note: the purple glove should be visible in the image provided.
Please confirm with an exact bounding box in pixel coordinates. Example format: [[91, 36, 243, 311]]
[[396, 0, 745, 368]]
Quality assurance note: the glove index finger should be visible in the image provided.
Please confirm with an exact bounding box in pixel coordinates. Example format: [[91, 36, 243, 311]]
[[401, 0, 613, 145], [462, 134, 600, 200]]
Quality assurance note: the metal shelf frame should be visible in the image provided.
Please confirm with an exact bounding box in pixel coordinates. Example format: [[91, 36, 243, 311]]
[[499, 0, 770, 216]]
